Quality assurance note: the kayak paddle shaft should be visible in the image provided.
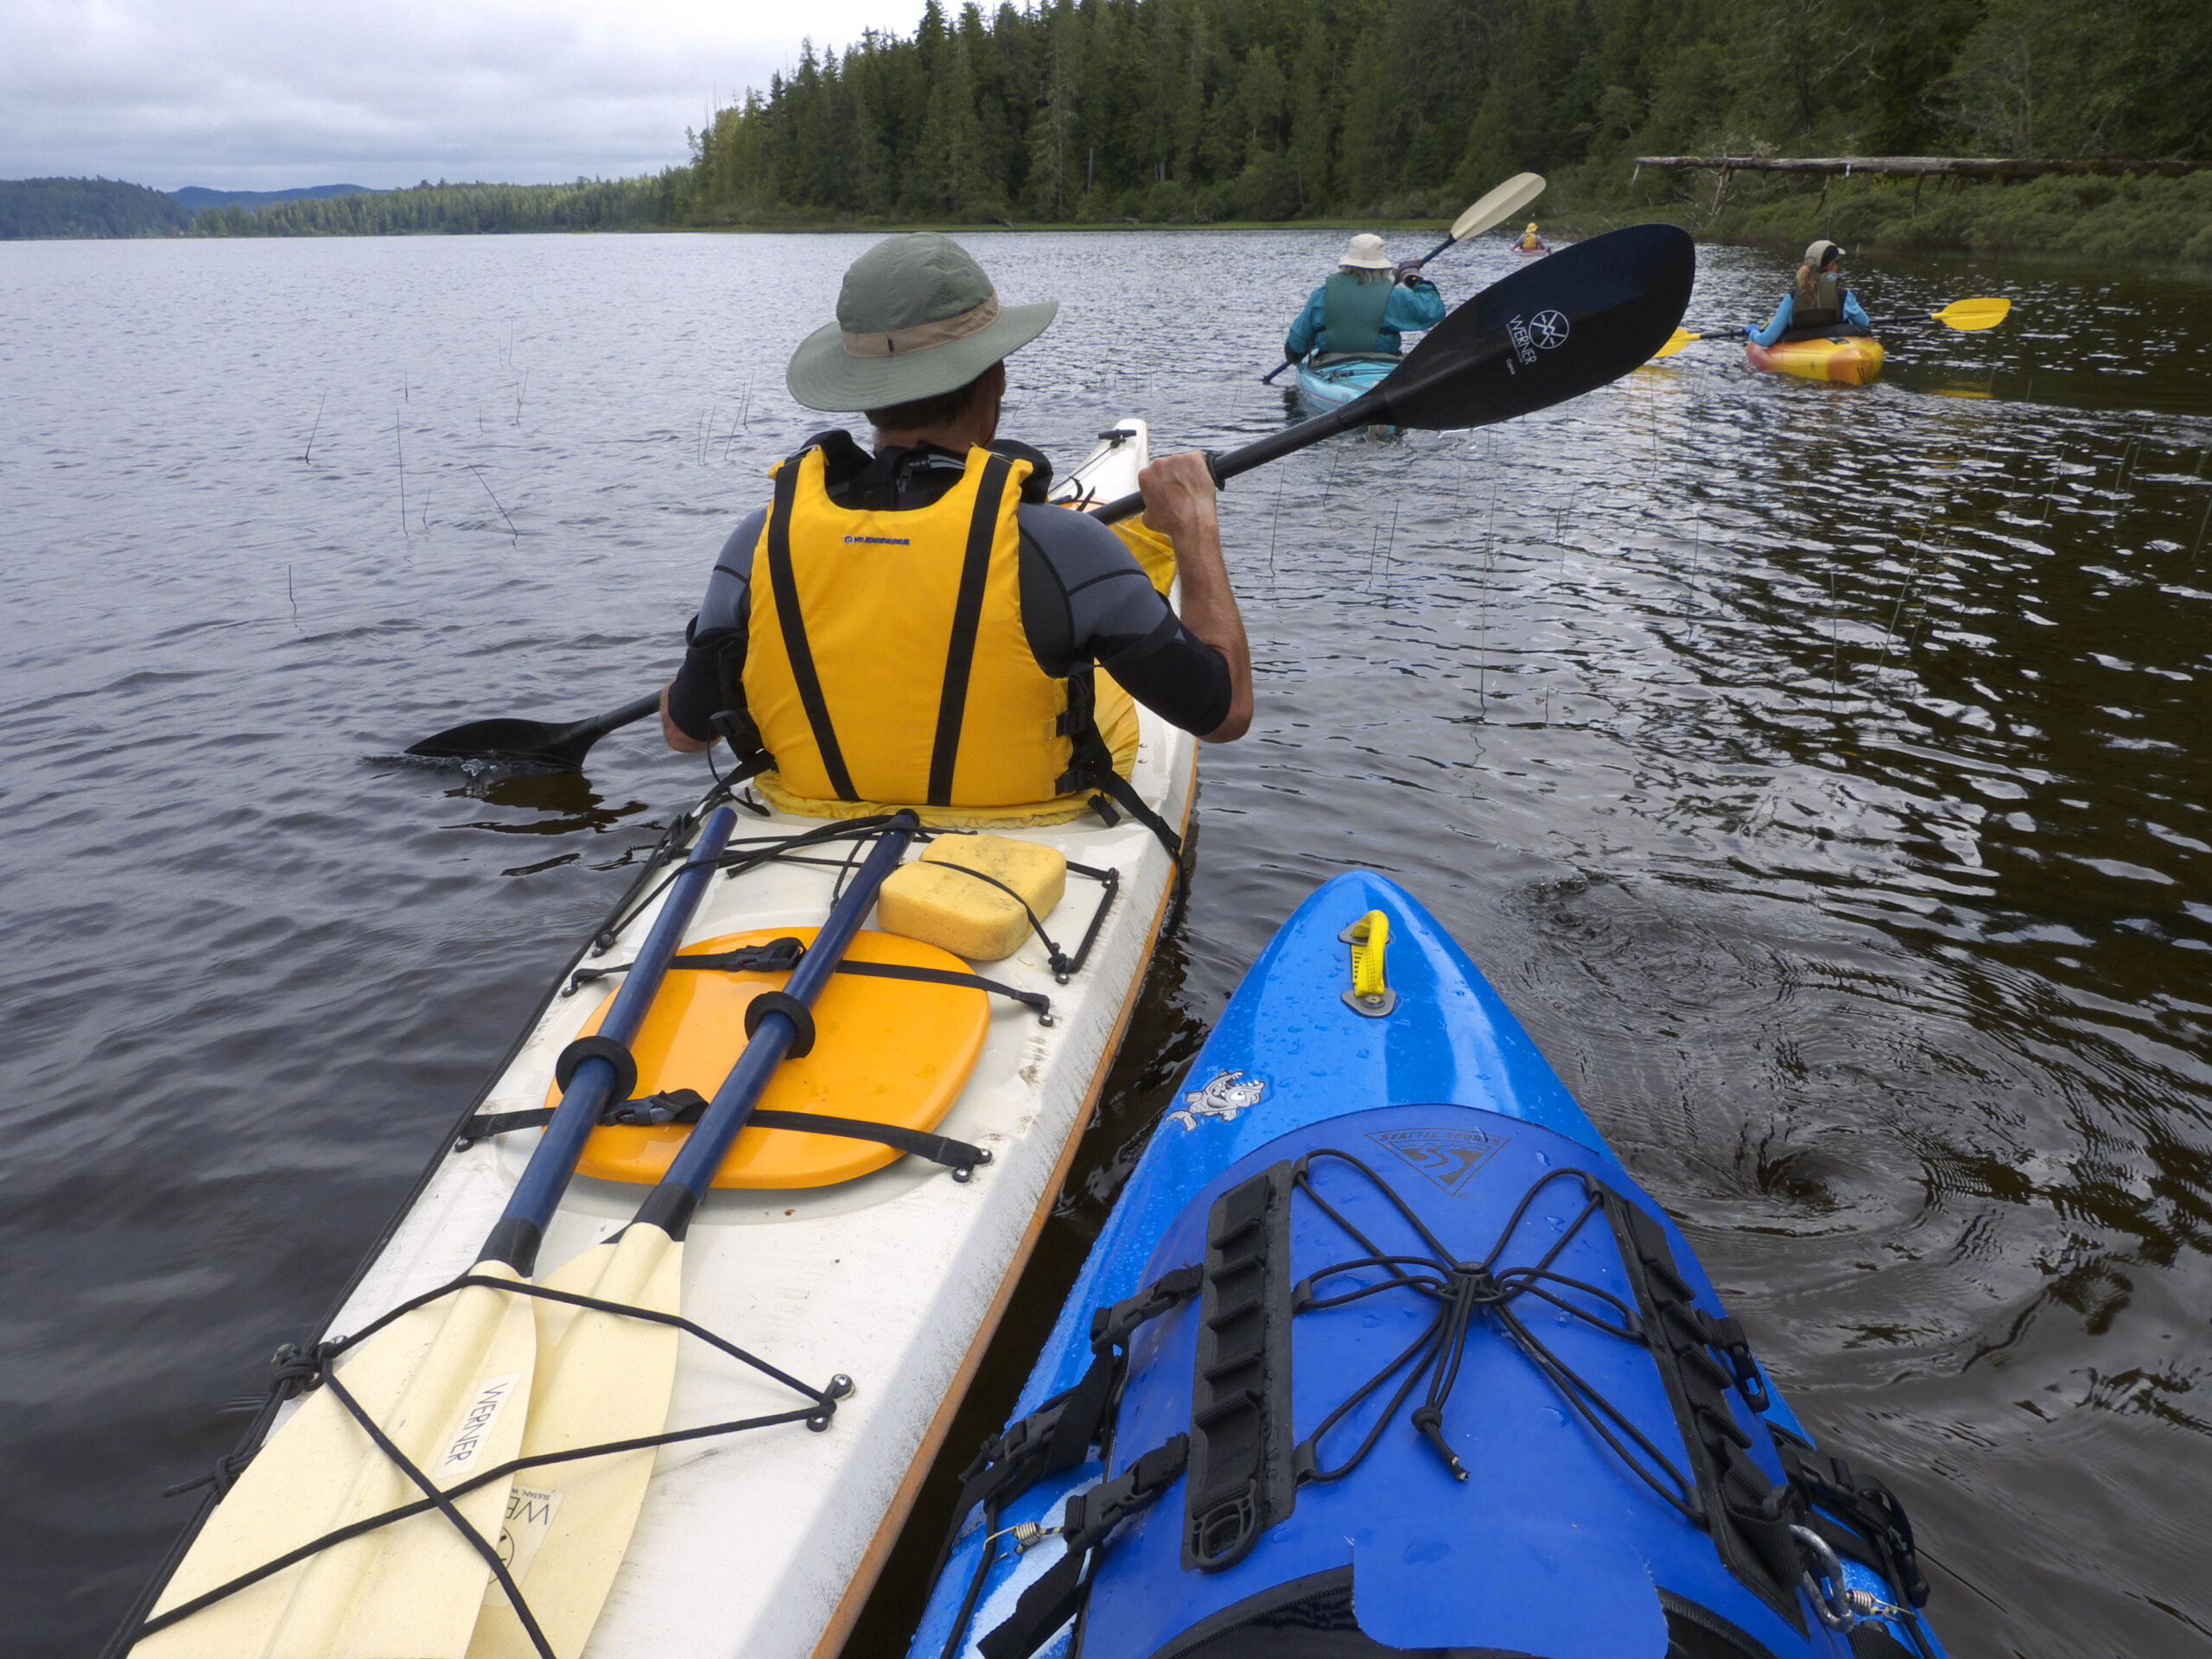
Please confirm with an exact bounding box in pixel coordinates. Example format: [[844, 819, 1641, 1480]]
[[482, 804, 739, 1275], [632, 815, 918, 1239]]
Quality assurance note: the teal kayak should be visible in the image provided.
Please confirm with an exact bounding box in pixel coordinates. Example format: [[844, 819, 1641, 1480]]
[[1291, 351, 1398, 412]]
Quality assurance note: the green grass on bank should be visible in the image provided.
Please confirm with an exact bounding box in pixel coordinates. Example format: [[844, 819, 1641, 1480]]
[[1674, 169, 2212, 268]]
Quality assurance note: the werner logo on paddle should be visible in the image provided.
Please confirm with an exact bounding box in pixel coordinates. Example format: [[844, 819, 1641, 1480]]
[[1503, 309, 1570, 372], [496, 1483, 565, 1582], [431, 1370, 524, 1480]]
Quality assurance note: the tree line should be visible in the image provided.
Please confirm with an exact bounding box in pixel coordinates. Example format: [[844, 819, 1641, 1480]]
[[0, 178, 192, 239], [12, 0, 2206, 244], [671, 0, 2212, 227], [188, 177, 669, 237]]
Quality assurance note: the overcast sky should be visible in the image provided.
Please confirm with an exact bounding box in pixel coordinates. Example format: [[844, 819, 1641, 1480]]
[[2, 0, 932, 190]]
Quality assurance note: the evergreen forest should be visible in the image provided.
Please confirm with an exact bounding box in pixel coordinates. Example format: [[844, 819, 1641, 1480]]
[[8, 0, 2208, 257], [0, 178, 192, 239], [672, 0, 2212, 227]]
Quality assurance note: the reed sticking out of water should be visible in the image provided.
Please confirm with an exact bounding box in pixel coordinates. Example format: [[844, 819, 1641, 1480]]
[[2190, 493, 2211, 568], [468, 464, 520, 544], [286, 563, 299, 630], [394, 415, 407, 535], [302, 393, 327, 466]]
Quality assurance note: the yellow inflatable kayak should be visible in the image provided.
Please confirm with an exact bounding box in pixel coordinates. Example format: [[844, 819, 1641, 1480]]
[[1745, 333, 1884, 385]]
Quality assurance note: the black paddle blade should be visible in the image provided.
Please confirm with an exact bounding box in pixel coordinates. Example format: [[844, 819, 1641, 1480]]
[[1372, 223, 1694, 432], [403, 692, 664, 773], [1091, 225, 1697, 522]]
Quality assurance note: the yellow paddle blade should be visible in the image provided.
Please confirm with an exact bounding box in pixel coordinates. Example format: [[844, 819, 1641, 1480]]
[[1931, 296, 2010, 331], [465, 1225, 684, 1659], [1449, 171, 1545, 244], [135, 1269, 535, 1659], [1649, 327, 1705, 359]]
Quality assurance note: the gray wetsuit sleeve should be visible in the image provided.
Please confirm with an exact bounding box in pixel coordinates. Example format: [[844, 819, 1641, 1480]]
[[1014, 503, 1233, 737], [665, 510, 765, 743]]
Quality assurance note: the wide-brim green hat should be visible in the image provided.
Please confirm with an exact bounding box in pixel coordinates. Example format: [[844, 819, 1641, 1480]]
[[786, 232, 1058, 413]]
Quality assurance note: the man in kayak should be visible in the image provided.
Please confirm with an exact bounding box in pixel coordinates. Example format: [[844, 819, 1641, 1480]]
[[1746, 238, 1872, 345], [1281, 232, 1445, 362], [1516, 221, 1548, 251], [659, 232, 1251, 842]]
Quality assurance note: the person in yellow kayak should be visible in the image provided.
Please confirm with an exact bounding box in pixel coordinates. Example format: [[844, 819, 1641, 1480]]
[[659, 232, 1251, 850], [1516, 222, 1548, 251], [1282, 232, 1446, 362], [1746, 238, 1872, 345]]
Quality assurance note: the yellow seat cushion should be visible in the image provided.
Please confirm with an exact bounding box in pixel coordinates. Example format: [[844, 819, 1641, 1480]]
[[556, 927, 988, 1188]]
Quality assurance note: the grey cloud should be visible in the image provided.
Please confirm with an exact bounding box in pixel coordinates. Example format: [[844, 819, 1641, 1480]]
[[1, 0, 918, 189]]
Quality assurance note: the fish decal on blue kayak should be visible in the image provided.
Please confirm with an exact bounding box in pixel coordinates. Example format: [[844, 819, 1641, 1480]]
[[1366, 1124, 1510, 1194], [1168, 1070, 1267, 1130]]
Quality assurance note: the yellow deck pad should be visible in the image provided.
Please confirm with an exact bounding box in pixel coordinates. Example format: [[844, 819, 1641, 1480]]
[[559, 926, 988, 1188]]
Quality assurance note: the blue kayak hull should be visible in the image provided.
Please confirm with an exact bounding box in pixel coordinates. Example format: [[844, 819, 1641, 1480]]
[[908, 873, 1948, 1659]]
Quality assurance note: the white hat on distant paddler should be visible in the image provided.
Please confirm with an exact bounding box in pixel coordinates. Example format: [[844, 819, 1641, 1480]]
[[1339, 232, 1393, 270], [1803, 239, 1845, 267], [785, 232, 1059, 413]]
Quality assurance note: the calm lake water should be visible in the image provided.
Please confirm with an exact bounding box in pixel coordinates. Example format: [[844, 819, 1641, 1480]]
[[4, 229, 2209, 1659]]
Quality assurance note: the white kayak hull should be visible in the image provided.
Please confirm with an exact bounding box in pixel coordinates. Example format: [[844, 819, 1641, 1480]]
[[129, 420, 1192, 1659]]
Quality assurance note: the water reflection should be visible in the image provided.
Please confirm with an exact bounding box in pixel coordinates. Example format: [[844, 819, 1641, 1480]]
[[3, 231, 2210, 1658]]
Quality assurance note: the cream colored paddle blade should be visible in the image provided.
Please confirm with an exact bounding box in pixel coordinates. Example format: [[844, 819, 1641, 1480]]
[[135, 1268, 535, 1659], [1450, 171, 1546, 243], [1933, 296, 2011, 330], [465, 1224, 684, 1659]]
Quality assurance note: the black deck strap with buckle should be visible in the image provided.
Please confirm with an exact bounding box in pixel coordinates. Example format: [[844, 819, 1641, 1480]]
[[565, 935, 1056, 1020], [926, 1263, 1204, 1654], [1776, 1440, 1930, 1614], [975, 1434, 1191, 1659], [938, 1264, 1204, 1554], [452, 1087, 990, 1179], [1608, 1190, 1808, 1624]]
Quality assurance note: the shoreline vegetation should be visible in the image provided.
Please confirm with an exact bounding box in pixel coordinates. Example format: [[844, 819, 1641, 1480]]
[[7, 0, 2209, 266]]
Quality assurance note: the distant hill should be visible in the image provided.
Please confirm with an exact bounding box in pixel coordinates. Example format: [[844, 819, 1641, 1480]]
[[168, 183, 381, 212], [0, 177, 191, 239]]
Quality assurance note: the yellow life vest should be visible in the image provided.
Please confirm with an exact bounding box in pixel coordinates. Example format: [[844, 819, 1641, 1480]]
[[1521, 224, 1541, 250], [742, 442, 1141, 829]]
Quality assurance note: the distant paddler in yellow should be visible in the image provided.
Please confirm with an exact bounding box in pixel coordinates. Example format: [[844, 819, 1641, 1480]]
[[1516, 220, 1549, 252]]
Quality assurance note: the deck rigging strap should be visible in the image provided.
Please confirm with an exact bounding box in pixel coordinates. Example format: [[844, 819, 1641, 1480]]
[[953, 1148, 1935, 1659], [454, 1087, 991, 1179], [566, 934, 1056, 1020], [133, 1269, 851, 1658]]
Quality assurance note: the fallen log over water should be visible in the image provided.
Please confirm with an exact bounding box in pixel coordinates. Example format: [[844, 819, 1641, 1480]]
[[1633, 155, 2209, 181]]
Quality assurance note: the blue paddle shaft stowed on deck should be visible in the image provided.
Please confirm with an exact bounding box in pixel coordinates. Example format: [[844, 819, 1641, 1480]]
[[909, 873, 1945, 1659]]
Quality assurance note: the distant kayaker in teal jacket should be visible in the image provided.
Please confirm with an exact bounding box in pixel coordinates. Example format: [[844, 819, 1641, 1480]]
[[1746, 238, 1872, 345], [1284, 232, 1446, 360]]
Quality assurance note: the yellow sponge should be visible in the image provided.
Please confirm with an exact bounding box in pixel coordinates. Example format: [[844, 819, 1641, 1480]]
[[878, 834, 1068, 963]]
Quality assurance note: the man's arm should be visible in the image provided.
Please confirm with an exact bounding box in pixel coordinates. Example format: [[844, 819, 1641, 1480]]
[[1138, 452, 1252, 743], [661, 516, 764, 753], [662, 681, 711, 752]]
